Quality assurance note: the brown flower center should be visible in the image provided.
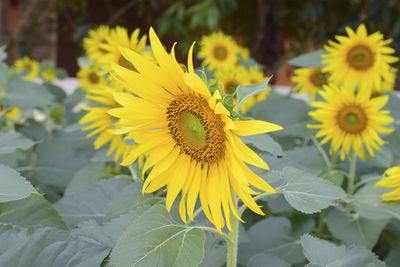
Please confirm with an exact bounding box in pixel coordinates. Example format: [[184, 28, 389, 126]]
[[346, 45, 374, 70], [213, 45, 228, 61], [310, 69, 329, 87], [337, 105, 367, 134], [88, 72, 100, 84], [167, 94, 226, 163]]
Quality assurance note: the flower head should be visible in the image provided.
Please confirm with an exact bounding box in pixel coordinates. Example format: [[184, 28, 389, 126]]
[[77, 66, 106, 92], [13, 56, 39, 80], [375, 166, 400, 201], [83, 25, 112, 64], [108, 28, 283, 231], [291, 67, 329, 99]]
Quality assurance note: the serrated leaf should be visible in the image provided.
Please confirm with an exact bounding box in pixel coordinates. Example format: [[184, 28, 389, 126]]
[[0, 164, 38, 202], [0, 223, 109, 267], [247, 253, 290, 267], [110, 205, 206, 267], [288, 49, 326, 68], [0, 132, 36, 155], [326, 209, 389, 249], [241, 134, 284, 157], [0, 196, 66, 229], [300, 234, 386, 267], [235, 77, 271, 112], [4, 77, 54, 109], [279, 167, 346, 213]]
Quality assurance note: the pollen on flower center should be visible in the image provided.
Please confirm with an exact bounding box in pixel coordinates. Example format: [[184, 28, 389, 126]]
[[213, 45, 228, 60], [310, 69, 328, 87], [337, 105, 367, 133], [167, 93, 226, 163], [347, 44, 374, 70]]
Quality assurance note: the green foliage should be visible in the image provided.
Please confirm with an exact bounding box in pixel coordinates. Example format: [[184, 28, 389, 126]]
[[0, 132, 36, 155], [287, 49, 326, 68], [0, 164, 38, 202], [235, 78, 271, 113]]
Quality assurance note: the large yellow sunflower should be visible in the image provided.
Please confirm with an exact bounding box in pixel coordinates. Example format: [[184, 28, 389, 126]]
[[77, 66, 106, 92], [375, 166, 400, 201], [108, 28, 283, 231], [291, 67, 329, 99], [83, 25, 111, 64], [322, 24, 398, 92], [308, 83, 394, 161], [198, 32, 239, 71], [13, 56, 39, 80], [79, 86, 134, 162]]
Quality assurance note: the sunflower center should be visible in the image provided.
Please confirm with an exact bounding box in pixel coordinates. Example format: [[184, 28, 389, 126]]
[[88, 72, 100, 84], [213, 46, 228, 61], [310, 69, 328, 87], [225, 81, 239, 95], [347, 45, 374, 70], [337, 105, 367, 134], [167, 94, 226, 163]]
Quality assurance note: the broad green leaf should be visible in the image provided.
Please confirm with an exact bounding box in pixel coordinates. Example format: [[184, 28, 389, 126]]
[[385, 244, 400, 267], [33, 128, 96, 187], [0, 46, 6, 62], [54, 178, 132, 227], [385, 92, 400, 119], [4, 77, 54, 109], [0, 196, 66, 229], [362, 145, 393, 169], [301, 234, 386, 267], [321, 170, 345, 187], [241, 134, 284, 157], [0, 164, 38, 202], [0, 152, 17, 168], [326, 209, 389, 249], [354, 183, 400, 220], [17, 119, 48, 141], [44, 83, 67, 103], [279, 167, 346, 213], [235, 77, 271, 112], [0, 62, 8, 92], [0, 223, 109, 267], [288, 49, 326, 68], [285, 146, 326, 172], [247, 253, 290, 267], [199, 234, 226, 267], [110, 205, 206, 267], [0, 132, 36, 155]]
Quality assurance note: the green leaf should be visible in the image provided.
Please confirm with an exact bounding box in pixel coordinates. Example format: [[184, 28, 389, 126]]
[[385, 244, 400, 267], [247, 253, 290, 267], [235, 77, 271, 112], [301, 234, 386, 267], [0, 132, 36, 155], [0, 62, 8, 92], [0, 164, 38, 202], [354, 183, 400, 220], [321, 170, 345, 187], [0, 46, 7, 62], [0, 224, 109, 267], [288, 49, 326, 68], [54, 178, 132, 227], [110, 205, 206, 267], [199, 234, 226, 267], [285, 146, 326, 172], [241, 134, 284, 157], [279, 167, 346, 213], [4, 77, 54, 109], [0, 196, 67, 229], [362, 145, 393, 169], [385, 92, 400, 119], [326, 209, 389, 249]]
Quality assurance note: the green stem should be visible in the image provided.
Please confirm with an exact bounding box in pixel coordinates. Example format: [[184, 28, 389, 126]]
[[354, 175, 381, 190], [315, 209, 327, 237], [192, 226, 232, 243], [330, 150, 337, 170], [15, 166, 34, 172], [192, 207, 203, 220], [311, 136, 331, 170], [346, 152, 357, 213], [127, 164, 138, 181], [227, 198, 239, 267]]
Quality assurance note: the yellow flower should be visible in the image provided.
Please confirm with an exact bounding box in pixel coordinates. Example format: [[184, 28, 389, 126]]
[[375, 166, 400, 201], [308, 83, 394, 161], [13, 56, 39, 80], [322, 24, 398, 92], [0, 104, 21, 120], [100, 27, 147, 70], [41, 68, 57, 82], [77, 66, 106, 92], [237, 46, 250, 60], [198, 32, 239, 71], [83, 25, 111, 64], [108, 28, 283, 231], [291, 67, 329, 99], [79, 86, 135, 162], [215, 66, 250, 96]]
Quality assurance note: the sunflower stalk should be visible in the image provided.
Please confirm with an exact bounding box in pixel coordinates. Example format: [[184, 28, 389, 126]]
[[227, 196, 239, 267], [346, 151, 357, 213]]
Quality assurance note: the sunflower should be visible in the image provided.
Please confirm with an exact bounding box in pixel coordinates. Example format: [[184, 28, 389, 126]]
[[215, 66, 249, 96], [83, 25, 111, 64], [79, 86, 134, 162], [240, 67, 271, 113], [41, 68, 57, 82], [0, 104, 20, 120], [308, 83, 394, 161], [291, 67, 329, 99], [77, 66, 106, 92], [100, 27, 147, 70], [322, 24, 398, 92], [237, 46, 250, 60], [13, 56, 39, 80], [108, 28, 283, 231], [375, 166, 400, 201], [198, 32, 239, 71]]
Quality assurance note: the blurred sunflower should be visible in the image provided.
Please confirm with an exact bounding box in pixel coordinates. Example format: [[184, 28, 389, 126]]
[[0, 104, 20, 120], [216, 66, 249, 96], [79, 86, 134, 162], [41, 68, 57, 82], [198, 32, 238, 71], [375, 166, 400, 201], [322, 24, 398, 92], [77, 66, 106, 92], [291, 67, 329, 99], [83, 25, 111, 63], [13, 56, 39, 80], [108, 28, 283, 231], [308, 83, 394, 160]]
